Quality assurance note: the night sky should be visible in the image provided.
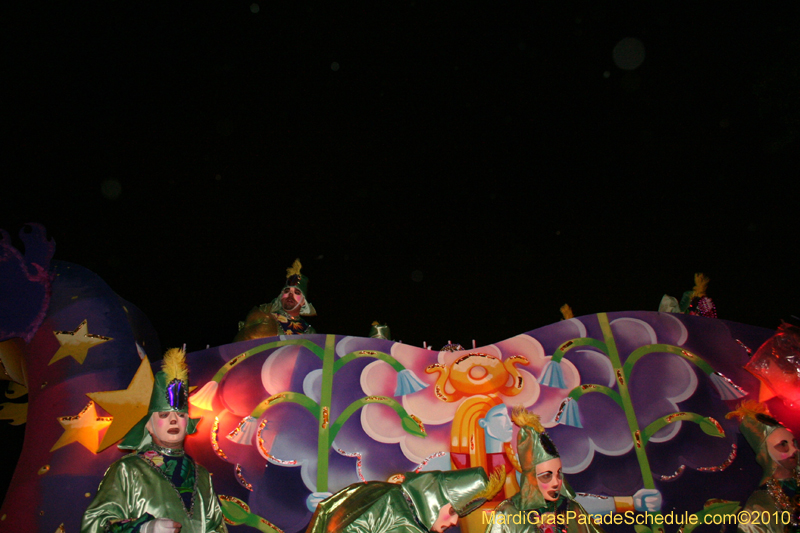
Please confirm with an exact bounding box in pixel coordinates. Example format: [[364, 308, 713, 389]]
[[3, 2, 798, 354]]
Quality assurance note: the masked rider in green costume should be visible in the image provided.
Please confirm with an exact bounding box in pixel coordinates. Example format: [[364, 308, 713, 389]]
[[485, 407, 604, 533], [306, 466, 505, 533], [727, 401, 800, 533], [235, 259, 317, 341], [81, 349, 226, 533]]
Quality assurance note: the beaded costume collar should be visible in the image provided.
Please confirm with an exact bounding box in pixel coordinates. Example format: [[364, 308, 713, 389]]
[[152, 442, 185, 457]]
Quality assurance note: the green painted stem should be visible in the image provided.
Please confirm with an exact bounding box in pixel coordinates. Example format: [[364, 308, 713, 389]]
[[328, 396, 424, 445], [249, 392, 321, 420], [219, 497, 282, 533], [334, 350, 405, 373], [552, 316, 727, 533], [641, 412, 723, 444], [622, 344, 714, 381], [316, 334, 337, 492], [596, 313, 656, 490], [237, 335, 425, 494], [551, 338, 607, 363], [568, 383, 624, 409], [211, 338, 325, 381]]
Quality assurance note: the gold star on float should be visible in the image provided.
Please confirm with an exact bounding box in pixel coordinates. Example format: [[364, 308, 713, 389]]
[[50, 402, 112, 453], [49, 320, 112, 365], [87, 357, 154, 452]]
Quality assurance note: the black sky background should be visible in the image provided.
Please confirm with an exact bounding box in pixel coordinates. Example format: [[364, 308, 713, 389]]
[[2, 0, 800, 511], [3, 2, 799, 354]]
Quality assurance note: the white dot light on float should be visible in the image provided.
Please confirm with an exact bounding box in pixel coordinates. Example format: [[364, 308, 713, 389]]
[[612, 37, 646, 70]]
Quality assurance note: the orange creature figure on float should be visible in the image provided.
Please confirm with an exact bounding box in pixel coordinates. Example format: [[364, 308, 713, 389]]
[[426, 350, 530, 532]]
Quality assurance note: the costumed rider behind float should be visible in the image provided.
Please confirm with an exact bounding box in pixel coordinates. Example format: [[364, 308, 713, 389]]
[[369, 321, 392, 340], [477, 406, 660, 522], [485, 407, 605, 533], [235, 258, 317, 341], [306, 466, 505, 533], [658, 272, 717, 318], [81, 348, 226, 533], [726, 401, 800, 533]]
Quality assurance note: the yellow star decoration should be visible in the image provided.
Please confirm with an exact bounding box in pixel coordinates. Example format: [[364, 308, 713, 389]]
[[50, 402, 112, 453], [87, 357, 154, 452], [49, 319, 112, 365]]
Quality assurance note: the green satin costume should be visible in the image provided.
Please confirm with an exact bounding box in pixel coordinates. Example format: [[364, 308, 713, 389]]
[[739, 482, 800, 533], [306, 467, 492, 533], [485, 408, 604, 533], [728, 404, 800, 533], [81, 349, 226, 533], [81, 445, 227, 533], [485, 494, 603, 533]]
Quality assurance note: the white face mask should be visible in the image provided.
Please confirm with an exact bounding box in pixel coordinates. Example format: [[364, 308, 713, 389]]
[[767, 427, 799, 476], [431, 503, 459, 532], [281, 287, 305, 312], [145, 411, 188, 449], [535, 458, 563, 502]]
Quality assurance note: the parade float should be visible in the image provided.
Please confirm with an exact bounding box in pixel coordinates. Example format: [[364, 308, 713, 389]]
[[1, 224, 793, 532]]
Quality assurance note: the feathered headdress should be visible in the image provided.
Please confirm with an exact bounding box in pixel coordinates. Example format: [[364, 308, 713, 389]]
[[726, 400, 787, 483], [512, 405, 545, 433], [163, 347, 188, 383], [513, 406, 575, 509], [286, 258, 303, 279], [725, 399, 770, 422], [692, 272, 710, 298], [270, 258, 317, 316], [118, 348, 201, 450], [468, 466, 506, 505]]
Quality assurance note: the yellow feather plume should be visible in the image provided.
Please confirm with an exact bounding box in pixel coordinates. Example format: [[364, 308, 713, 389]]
[[473, 466, 506, 502], [163, 348, 188, 383], [725, 399, 770, 422], [512, 406, 544, 433], [560, 304, 574, 320], [504, 442, 523, 473], [692, 272, 710, 298], [286, 258, 302, 278]]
